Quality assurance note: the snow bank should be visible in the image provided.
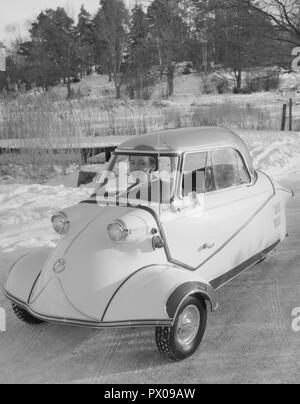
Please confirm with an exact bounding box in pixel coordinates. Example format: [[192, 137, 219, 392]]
[[0, 184, 90, 252], [237, 130, 300, 180], [0, 130, 299, 253]]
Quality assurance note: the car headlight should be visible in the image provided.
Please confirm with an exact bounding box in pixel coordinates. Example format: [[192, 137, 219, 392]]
[[107, 221, 129, 243], [51, 212, 70, 235]]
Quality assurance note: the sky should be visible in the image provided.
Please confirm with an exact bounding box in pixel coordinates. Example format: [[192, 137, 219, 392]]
[[0, 0, 148, 44]]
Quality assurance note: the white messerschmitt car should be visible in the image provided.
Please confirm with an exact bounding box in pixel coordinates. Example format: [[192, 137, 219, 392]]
[[3, 127, 293, 361]]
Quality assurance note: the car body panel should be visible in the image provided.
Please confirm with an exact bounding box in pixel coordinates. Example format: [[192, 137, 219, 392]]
[[162, 172, 274, 270], [4, 249, 51, 303], [103, 264, 217, 323]]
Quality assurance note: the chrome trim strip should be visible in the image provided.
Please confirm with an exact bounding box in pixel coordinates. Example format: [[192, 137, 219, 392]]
[[3, 288, 173, 329], [210, 239, 281, 290]]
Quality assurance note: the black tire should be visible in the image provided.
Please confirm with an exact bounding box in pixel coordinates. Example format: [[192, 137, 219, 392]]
[[12, 303, 45, 325], [155, 296, 207, 361]]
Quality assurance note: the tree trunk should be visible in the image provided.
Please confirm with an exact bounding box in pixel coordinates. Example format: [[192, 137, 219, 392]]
[[167, 65, 175, 97], [138, 75, 143, 99], [235, 69, 242, 90], [115, 84, 121, 99], [129, 85, 135, 100], [66, 77, 72, 98]]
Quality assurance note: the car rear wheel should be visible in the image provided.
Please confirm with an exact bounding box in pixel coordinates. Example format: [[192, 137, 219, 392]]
[[155, 296, 207, 361], [12, 303, 45, 325]]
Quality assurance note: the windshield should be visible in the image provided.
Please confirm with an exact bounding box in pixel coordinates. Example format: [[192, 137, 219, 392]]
[[92, 153, 180, 207]]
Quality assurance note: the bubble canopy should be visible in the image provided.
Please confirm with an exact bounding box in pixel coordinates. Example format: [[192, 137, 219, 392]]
[[91, 127, 255, 206], [93, 152, 180, 205]]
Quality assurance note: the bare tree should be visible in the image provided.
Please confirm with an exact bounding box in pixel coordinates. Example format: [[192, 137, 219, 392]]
[[235, 0, 300, 72], [242, 0, 300, 47]]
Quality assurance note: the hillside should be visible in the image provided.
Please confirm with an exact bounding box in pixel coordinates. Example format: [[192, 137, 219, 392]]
[[50, 70, 300, 126]]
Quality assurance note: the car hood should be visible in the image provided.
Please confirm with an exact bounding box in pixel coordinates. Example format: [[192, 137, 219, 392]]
[[28, 203, 166, 321]]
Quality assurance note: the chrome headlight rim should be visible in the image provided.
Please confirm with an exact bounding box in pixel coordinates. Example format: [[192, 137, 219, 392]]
[[51, 211, 70, 235], [107, 220, 129, 243]]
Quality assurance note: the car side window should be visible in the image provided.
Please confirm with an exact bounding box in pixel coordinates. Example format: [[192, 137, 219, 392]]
[[182, 152, 208, 196], [211, 148, 250, 191], [235, 151, 251, 185], [205, 154, 216, 193]]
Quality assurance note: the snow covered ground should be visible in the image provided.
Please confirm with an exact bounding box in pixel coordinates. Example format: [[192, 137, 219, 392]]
[[0, 184, 91, 252], [0, 129, 299, 253]]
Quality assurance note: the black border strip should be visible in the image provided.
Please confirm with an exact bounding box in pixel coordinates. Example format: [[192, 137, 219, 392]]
[[210, 240, 280, 290]]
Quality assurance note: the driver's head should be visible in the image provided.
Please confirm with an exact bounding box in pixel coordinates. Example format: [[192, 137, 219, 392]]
[[129, 155, 158, 174]]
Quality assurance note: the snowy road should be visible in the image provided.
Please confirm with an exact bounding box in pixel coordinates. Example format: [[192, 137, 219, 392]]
[[0, 179, 299, 384]]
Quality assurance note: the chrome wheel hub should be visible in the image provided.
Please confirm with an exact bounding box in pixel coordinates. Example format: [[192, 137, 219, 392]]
[[176, 305, 200, 347]]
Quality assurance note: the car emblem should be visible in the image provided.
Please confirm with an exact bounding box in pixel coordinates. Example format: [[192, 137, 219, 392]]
[[53, 259, 66, 274]]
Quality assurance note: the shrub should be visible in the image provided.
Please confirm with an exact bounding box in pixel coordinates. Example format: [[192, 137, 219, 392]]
[[183, 63, 193, 75], [244, 69, 280, 93], [233, 87, 252, 94], [200, 73, 231, 94], [191, 101, 272, 130]]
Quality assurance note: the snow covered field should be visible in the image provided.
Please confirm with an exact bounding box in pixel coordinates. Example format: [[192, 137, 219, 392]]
[[0, 129, 299, 253], [0, 184, 91, 252]]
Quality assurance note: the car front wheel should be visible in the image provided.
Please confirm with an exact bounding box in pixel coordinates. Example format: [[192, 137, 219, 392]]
[[12, 303, 45, 325], [155, 297, 207, 361]]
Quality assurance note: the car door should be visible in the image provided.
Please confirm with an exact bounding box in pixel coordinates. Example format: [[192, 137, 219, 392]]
[[161, 148, 276, 284]]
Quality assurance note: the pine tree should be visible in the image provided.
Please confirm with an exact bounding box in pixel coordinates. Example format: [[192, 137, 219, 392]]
[[207, 0, 277, 89], [127, 4, 155, 98], [147, 0, 189, 97], [93, 0, 129, 98], [77, 5, 94, 77], [30, 8, 80, 97]]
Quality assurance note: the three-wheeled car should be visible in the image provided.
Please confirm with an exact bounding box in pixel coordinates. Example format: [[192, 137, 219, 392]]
[[3, 127, 293, 360]]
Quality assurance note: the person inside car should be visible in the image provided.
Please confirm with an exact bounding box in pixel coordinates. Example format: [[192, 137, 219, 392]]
[[129, 155, 158, 177]]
